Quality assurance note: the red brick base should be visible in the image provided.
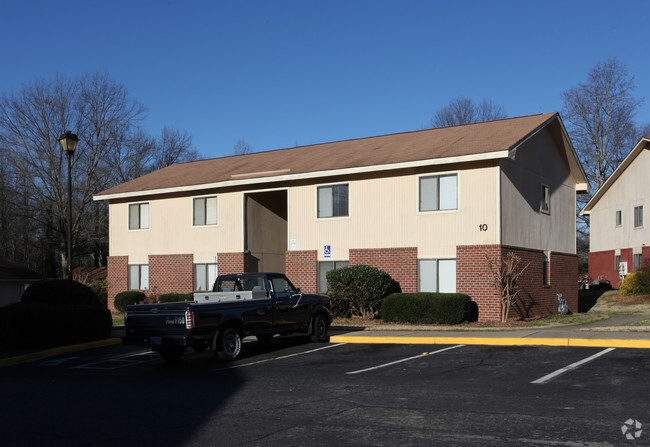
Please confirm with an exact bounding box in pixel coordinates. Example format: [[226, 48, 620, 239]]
[[106, 254, 194, 311], [149, 254, 194, 296], [457, 245, 578, 321], [107, 256, 128, 312], [590, 247, 650, 289], [349, 247, 418, 293], [217, 252, 251, 275], [107, 245, 578, 322], [285, 250, 318, 293]]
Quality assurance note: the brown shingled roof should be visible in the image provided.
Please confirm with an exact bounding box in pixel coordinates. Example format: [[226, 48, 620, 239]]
[[96, 113, 558, 198]]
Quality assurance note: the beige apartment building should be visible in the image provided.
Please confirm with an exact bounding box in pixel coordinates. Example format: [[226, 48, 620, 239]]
[[95, 113, 588, 321], [582, 136, 650, 287]]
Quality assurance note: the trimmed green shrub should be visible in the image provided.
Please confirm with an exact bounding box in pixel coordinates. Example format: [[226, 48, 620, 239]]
[[158, 293, 195, 303], [22, 279, 102, 307], [381, 293, 472, 325], [621, 266, 650, 296], [326, 265, 396, 318], [90, 279, 108, 308], [114, 291, 146, 312], [0, 302, 112, 348]]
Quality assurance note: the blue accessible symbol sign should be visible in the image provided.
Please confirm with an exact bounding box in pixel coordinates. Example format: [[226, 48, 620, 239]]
[[324, 245, 331, 258]]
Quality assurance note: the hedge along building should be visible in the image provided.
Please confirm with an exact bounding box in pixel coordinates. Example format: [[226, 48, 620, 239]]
[[94, 113, 588, 321], [581, 136, 650, 288]]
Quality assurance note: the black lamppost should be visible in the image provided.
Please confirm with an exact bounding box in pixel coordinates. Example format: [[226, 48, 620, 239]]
[[58, 131, 79, 280]]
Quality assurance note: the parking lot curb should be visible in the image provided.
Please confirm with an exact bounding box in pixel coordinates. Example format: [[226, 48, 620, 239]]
[[0, 338, 122, 368], [329, 335, 650, 349]]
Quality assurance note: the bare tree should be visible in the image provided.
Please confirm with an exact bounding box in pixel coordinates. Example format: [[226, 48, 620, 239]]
[[486, 252, 529, 322], [233, 138, 252, 155], [562, 58, 644, 227], [153, 127, 198, 169], [0, 73, 201, 277], [431, 96, 507, 128]]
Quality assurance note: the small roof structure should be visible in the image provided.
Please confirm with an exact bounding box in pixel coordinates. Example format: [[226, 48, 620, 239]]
[[95, 112, 588, 201], [0, 258, 42, 283]]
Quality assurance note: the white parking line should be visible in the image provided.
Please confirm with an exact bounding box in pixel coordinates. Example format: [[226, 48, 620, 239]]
[[211, 343, 347, 371], [73, 350, 156, 370], [531, 347, 616, 384], [346, 345, 465, 375]]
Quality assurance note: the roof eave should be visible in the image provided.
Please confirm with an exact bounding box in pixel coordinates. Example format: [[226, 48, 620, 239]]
[[581, 136, 650, 214], [94, 150, 510, 201]]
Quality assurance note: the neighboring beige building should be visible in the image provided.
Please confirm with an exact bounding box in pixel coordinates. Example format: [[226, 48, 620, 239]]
[[582, 137, 650, 287], [95, 113, 588, 321]]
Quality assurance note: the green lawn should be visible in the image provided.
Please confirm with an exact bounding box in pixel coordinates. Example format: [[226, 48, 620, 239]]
[[112, 313, 124, 327]]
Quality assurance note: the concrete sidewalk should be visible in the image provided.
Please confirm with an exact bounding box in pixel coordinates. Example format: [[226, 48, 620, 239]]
[[329, 314, 650, 349]]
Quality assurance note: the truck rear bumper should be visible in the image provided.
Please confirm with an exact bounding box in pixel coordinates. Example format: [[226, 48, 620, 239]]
[[122, 334, 192, 350]]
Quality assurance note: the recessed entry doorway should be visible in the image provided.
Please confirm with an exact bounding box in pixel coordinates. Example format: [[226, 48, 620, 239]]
[[244, 190, 288, 273]]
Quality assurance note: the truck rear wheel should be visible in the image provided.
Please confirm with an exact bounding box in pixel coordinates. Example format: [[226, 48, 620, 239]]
[[219, 327, 242, 361], [159, 347, 186, 362], [310, 313, 329, 343]]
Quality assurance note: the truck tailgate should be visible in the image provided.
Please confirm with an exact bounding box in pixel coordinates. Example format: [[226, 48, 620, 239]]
[[125, 306, 190, 335]]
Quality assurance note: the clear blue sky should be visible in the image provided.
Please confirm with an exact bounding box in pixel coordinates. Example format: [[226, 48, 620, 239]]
[[3, 0, 649, 160]]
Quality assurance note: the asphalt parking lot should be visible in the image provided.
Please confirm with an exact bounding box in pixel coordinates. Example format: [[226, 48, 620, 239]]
[[1, 336, 648, 446]]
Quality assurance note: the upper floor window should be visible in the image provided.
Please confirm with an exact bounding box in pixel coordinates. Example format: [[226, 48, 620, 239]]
[[318, 184, 348, 218], [634, 206, 643, 228], [193, 196, 218, 226], [419, 174, 457, 212], [129, 203, 149, 230], [616, 210, 622, 227], [540, 185, 550, 214], [128, 264, 149, 290]]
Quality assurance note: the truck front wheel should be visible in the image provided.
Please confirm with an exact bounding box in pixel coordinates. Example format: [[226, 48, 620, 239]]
[[311, 313, 329, 343], [219, 327, 242, 361]]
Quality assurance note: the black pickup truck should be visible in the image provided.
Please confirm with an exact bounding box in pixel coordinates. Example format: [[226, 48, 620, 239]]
[[123, 273, 332, 362]]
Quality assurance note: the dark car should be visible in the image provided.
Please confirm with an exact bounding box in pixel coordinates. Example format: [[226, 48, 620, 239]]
[[589, 279, 612, 290]]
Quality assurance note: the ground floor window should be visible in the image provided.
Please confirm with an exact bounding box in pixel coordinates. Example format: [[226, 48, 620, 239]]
[[128, 264, 149, 290], [634, 253, 642, 271], [318, 261, 349, 292], [418, 259, 456, 293], [194, 263, 218, 291], [543, 251, 550, 286]]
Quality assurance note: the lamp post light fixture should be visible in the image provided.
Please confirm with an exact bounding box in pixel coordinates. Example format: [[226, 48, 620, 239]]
[[58, 131, 79, 280]]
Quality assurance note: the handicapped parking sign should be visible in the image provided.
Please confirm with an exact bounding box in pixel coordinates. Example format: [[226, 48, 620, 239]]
[[324, 245, 331, 258]]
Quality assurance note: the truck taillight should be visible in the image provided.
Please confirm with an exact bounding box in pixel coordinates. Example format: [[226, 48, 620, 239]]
[[185, 310, 194, 329]]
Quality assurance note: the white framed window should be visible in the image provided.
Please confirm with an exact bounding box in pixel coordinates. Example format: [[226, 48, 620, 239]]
[[317, 184, 348, 218], [194, 263, 218, 291], [540, 184, 550, 214], [318, 261, 349, 292], [419, 174, 458, 212], [128, 264, 149, 290], [128, 203, 150, 230], [615, 255, 621, 270], [418, 259, 456, 293], [615, 210, 622, 227], [634, 205, 643, 228], [193, 196, 218, 226]]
